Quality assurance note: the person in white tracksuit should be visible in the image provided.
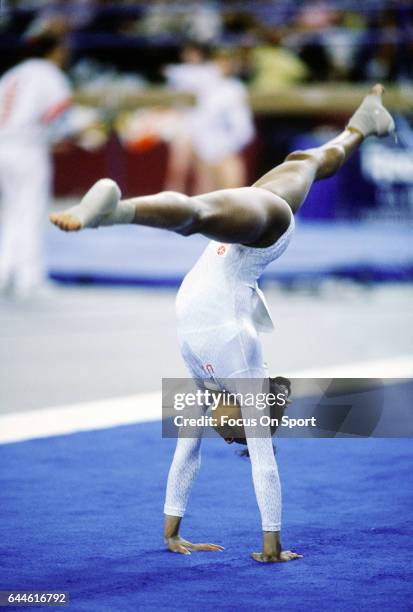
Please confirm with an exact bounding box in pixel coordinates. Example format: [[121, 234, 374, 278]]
[[50, 85, 394, 562], [0, 33, 72, 297]]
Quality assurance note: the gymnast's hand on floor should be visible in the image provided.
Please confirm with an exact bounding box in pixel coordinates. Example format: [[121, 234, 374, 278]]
[[251, 550, 303, 563], [166, 535, 225, 555], [252, 531, 302, 563]]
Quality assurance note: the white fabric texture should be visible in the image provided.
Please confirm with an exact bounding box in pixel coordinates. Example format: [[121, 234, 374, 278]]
[[0, 59, 72, 294], [165, 63, 254, 162], [0, 145, 50, 293], [0, 59, 72, 147], [165, 213, 295, 531], [64, 179, 129, 228], [347, 93, 395, 137]]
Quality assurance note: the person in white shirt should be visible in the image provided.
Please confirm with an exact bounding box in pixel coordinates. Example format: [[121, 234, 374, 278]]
[[0, 31, 72, 297]]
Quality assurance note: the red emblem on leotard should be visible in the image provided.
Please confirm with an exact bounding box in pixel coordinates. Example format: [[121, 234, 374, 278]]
[[217, 245, 226, 256]]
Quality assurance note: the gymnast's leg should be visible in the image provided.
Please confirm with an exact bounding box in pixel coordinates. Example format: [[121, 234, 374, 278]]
[[253, 84, 394, 214], [50, 85, 394, 246]]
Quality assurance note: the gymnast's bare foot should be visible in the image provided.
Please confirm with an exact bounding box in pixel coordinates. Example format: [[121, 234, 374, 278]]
[[252, 550, 303, 563], [50, 178, 121, 231], [49, 212, 82, 232], [252, 531, 303, 563]]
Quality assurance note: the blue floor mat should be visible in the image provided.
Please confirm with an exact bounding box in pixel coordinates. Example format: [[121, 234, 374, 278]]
[[0, 424, 412, 611], [46, 220, 413, 286]]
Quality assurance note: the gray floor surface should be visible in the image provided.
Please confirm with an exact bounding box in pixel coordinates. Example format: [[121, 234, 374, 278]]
[[1, 282, 412, 414]]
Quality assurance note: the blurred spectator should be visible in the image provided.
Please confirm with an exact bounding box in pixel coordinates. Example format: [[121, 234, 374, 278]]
[[0, 22, 103, 298], [27, 0, 95, 30], [286, 1, 336, 82], [165, 43, 254, 192], [320, 10, 364, 81], [297, 37, 332, 82], [3, 2, 411, 86], [0, 28, 72, 298], [140, 0, 221, 43], [250, 27, 309, 90], [350, 5, 413, 83]]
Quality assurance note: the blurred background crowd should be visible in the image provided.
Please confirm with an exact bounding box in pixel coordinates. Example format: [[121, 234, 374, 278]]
[[0, 0, 412, 297], [2, 0, 413, 85]]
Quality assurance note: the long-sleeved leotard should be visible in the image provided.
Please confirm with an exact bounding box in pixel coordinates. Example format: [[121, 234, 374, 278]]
[[164, 212, 295, 531]]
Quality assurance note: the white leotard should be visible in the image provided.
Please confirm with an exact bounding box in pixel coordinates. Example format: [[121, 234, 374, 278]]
[[165, 213, 295, 532], [176, 212, 295, 371]]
